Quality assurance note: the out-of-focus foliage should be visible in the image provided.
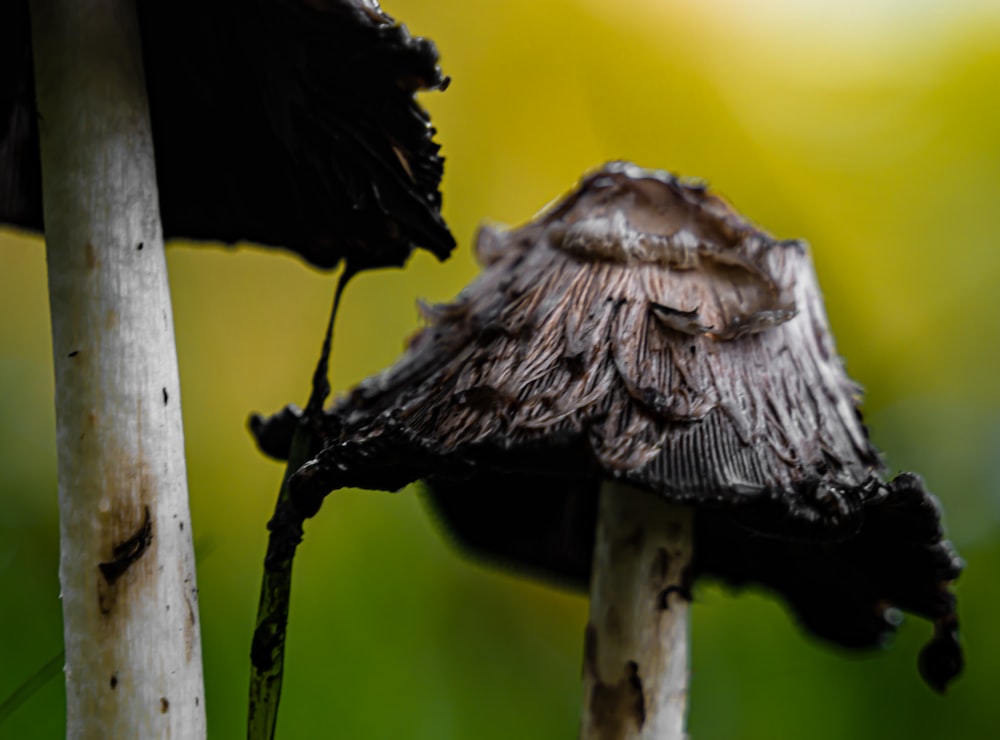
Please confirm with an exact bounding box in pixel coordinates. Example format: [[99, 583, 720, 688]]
[[2, 0, 998, 737]]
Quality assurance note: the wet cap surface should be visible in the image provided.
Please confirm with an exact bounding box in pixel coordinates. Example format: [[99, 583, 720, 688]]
[[0, 0, 454, 270], [258, 162, 963, 690]]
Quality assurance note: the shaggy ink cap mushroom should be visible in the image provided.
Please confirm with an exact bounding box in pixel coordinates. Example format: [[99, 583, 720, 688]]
[[278, 161, 963, 692], [0, 0, 454, 270]]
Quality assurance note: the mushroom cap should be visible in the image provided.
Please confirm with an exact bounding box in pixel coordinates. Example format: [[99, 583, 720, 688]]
[[262, 162, 962, 690], [0, 0, 454, 270]]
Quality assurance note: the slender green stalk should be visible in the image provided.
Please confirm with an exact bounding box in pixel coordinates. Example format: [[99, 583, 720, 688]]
[[0, 653, 64, 725]]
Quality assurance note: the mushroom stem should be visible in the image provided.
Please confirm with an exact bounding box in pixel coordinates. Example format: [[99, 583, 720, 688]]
[[582, 481, 692, 740], [29, 0, 205, 736]]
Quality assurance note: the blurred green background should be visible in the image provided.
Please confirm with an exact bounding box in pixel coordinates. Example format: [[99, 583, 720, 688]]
[[3, 0, 999, 737]]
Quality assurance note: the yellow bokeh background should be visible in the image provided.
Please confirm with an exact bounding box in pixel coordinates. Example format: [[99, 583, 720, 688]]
[[3, 1, 999, 736]]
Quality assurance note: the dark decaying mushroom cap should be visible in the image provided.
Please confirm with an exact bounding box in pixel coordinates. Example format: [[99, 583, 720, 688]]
[[0, 0, 454, 270], [257, 162, 962, 690]]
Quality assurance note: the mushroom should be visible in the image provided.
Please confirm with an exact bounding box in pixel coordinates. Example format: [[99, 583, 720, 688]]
[[1, 1, 453, 736], [256, 162, 963, 736]]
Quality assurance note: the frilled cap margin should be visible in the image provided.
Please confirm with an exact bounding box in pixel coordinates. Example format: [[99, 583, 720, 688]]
[[0, 0, 454, 270], [263, 162, 961, 690]]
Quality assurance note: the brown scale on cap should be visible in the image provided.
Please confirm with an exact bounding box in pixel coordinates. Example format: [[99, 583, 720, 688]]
[[255, 161, 964, 691]]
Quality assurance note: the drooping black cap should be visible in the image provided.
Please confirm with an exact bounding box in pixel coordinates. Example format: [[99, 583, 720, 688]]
[[255, 162, 963, 691], [0, 0, 454, 270]]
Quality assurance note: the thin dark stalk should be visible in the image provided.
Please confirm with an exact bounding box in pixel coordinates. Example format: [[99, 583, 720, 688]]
[[0, 652, 64, 725], [247, 265, 355, 740]]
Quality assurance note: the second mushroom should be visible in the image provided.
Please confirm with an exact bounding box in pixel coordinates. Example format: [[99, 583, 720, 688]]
[[256, 161, 963, 739]]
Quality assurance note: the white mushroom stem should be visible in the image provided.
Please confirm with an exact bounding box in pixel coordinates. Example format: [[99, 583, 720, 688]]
[[29, 0, 206, 736], [581, 480, 692, 740]]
